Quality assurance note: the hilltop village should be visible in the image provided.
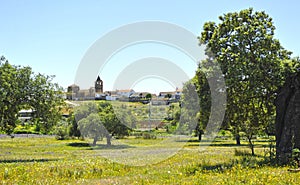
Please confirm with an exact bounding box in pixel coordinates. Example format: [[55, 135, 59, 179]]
[[66, 76, 182, 105]]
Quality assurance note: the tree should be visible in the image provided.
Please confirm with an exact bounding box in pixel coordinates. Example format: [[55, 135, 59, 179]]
[[28, 74, 65, 134], [114, 107, 137, 130], [179, 80, 200, 135], [199, 8, 291, 155], [145, 93, 152, 100], [193, 64, 212, 141], [76, 102, 131, 146], [187, 51, 225, 141], [165, 94, 172, 99], [0, 56, 64, 135], [78, 113, 107, 146], [74, 102, 98, 121], [98, 102, 131, 145], [0, 57, 24, 134], [68, 115, 81, 138]]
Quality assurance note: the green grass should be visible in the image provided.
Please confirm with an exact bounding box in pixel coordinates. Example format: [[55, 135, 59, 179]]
[[0, 136, 300, 184]]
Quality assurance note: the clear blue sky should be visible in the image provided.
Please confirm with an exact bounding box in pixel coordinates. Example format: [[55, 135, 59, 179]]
[[1, 0, 299, 94]]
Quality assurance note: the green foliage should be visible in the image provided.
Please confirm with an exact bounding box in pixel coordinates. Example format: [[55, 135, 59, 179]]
[[194, 68, 211, 130], [97, 102, 131, 138], [179, 80, 200, 135], [74, 102, 98, 121], [28, 74, 65, 134], [199, 8, 294, 154], [67, 114, 81, 138], [113, 104, 138, 130], [292, 148, 300, 155], [75, 102, 131, 146], [145, 93, 152, 100], [190, 64, 212, 138], [54, 120, 69, 140], [0, 56, 65, 135], [292, 148, 300, 167], [164, 94, 172, 99], [13, 125, 39, 135], [78, 113, 107, 145]]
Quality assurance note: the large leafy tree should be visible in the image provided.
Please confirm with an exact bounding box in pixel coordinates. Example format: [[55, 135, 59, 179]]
[[199, 8, 291, 155], [29, 74, 65, 133], [0, 57, 24, 134], [0, 56, 65, 134]]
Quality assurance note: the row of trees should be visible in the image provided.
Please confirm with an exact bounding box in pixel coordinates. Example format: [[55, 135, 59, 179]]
[[188, 8, 300, 157], [0, 55, 179, 144], [0, 56, 65, 134]]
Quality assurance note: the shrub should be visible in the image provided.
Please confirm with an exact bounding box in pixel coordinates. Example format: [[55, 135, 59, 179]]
[[13, 125, 39, 134], [54, 127, 69, 140], [54, 121, 69, 140], [142, 132, 157, 139]]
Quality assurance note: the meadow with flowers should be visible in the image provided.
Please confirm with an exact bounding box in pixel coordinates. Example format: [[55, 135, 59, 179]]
[[1, 135, 299, 184]]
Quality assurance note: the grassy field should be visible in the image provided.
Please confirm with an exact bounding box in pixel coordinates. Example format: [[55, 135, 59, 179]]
[[0, 135, 300, 184]]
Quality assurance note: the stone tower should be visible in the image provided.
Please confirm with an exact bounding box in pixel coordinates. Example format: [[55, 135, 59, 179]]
[[95, 75, 103, 93]]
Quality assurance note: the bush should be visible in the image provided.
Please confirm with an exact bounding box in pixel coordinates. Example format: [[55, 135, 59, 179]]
[[54, 121, 69, 140], [13, 125, 39, 134], [142, 132, 157, 139], [54, 127, 69, 140]]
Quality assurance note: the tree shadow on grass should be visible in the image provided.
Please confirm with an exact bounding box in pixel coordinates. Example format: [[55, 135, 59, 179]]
[[177, 139, 220, 144], [88, 144, 136, 150], [184, 140, 248, 147], [177, 138, 248, 146], [0, 158, 58, 163], [67, 142, 91, 147], [201, 143, 248, 147], [67, 142, 135, 150]]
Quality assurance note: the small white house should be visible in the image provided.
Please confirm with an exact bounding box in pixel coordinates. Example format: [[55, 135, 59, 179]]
[[18, 109, 34, 122], [106, 95, 118, 101], [116, 89, 135, 98]]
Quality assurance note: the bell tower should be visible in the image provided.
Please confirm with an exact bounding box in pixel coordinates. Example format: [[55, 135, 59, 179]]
[[95, 75, 103, 93]]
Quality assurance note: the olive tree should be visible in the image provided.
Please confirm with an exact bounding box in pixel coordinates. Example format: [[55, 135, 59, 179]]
[[76, 102, 131, 146]]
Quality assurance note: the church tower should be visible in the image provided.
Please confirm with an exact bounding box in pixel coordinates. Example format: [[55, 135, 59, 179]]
[[95, 75, 103, 93]]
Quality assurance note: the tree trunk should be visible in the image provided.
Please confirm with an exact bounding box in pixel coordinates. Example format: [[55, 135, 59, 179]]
[[236, 134, 241, 145], [275, 74, 300, 165], [198, 132, 202, 141], [92, 137, 98, 146], [106, 134, 112, 146], [248, 137, 255, 156], [251, 146, 255, 156]]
